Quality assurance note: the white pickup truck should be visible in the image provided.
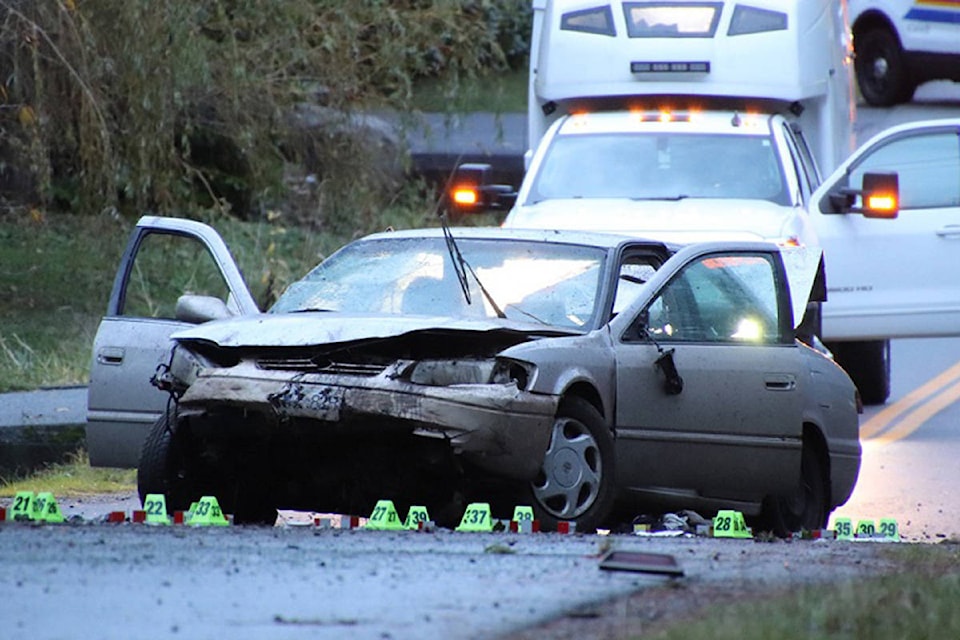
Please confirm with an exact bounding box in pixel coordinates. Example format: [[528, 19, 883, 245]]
[[451, 0, 960, 404]]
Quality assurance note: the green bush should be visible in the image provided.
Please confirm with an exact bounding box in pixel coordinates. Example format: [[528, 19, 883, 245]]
[[0, 0, 531, 231]]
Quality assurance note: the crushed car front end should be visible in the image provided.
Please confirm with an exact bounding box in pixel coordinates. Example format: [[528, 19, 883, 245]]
[[157, 318, 565, 516]]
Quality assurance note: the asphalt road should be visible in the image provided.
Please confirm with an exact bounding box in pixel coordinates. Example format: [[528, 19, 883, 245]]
[[0, 520, 892, 640]]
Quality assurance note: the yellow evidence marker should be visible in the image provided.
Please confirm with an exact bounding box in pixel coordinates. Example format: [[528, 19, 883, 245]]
[[878, 518, 900, 542], [456, 503, 494, 532], [403, 506, 430, 530], [10, 491, 34, 522], [34, 492, 65, 523], [512, 506, 535, 523], [833, 517, 854, 541], [143, 494, 172, 525], [855, 519, 877, 538], [712, 510, 752, 539], [365, 500, 404, 530], [188, 496, 229, 526]]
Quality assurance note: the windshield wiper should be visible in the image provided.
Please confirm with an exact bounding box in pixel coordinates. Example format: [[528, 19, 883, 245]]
[[439, 212, 506, 318], [431, 158, 506, 318]]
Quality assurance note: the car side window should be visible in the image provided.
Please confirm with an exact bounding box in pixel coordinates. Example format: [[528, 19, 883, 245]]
[[643, 253, 782, 344], [122, 232, 230, 319], [850, 131, 960, 210]]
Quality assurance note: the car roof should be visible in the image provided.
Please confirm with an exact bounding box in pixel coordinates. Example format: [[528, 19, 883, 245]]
[[359, 225, 677, 252]]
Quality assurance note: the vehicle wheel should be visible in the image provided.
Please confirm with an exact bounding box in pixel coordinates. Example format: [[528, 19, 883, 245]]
[[855, 27, 913, 106], [137, 412, 202, 514], [829, 339, 891, 405], [759, 442, 828, 536], [529, 397, 616, 532]]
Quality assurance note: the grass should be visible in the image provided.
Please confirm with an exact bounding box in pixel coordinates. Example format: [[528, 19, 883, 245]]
[[642, 544, 960, 640], [411, 68, 527, 113], [0, 450, 135, 496], [0, 213, 125, 391]]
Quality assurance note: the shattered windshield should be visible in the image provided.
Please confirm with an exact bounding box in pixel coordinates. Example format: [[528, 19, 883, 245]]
[[529, 133, 788, 205], [270, 237, 608, 330]]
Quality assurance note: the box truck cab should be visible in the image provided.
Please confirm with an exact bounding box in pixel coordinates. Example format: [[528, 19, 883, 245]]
[[850, 0, 960, 106]]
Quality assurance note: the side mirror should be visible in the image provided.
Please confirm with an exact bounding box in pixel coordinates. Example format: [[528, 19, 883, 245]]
[[448, 163, 517, 215], [175, 294, 233, 324], [636, 310, 650, 338], [655, 348, 684, 395], [827, 171, 899, 219], [860, 172, 899, 219]]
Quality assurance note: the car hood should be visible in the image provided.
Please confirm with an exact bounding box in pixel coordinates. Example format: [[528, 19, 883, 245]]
[[505, 198, 797, 242], [171, 312, 576, 349]]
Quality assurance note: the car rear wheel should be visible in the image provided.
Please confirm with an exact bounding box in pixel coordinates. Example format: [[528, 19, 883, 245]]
[[759, 442, 828, 536], [855, 27, 914, 106], [529, 397, 615, 532]]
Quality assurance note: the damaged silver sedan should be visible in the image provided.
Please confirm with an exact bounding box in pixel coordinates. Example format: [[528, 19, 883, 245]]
[[87, 216, 861, 532]]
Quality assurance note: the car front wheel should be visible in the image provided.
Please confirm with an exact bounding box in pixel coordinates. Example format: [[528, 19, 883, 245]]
[[530, 397, 616, 532], [137, 411, 278, 525], [759, 442, 828, 536], [137, 411, 203, 515]]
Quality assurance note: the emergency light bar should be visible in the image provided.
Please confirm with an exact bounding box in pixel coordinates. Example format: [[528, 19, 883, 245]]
[[631, 61, 710, 74]]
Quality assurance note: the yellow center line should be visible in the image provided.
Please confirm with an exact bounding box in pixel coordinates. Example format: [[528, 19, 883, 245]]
[[860, 360, 960, 440], [873, 380, 960, 444]]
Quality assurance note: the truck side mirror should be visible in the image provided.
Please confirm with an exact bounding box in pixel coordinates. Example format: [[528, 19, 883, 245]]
[[448, 163, 518, 215], [827, 171, 899, 219], [860, 172, 899, 219]]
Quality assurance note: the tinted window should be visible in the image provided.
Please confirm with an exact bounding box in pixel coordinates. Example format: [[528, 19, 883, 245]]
[[728, 5, 787, 36], [561, 5, 616, 36]]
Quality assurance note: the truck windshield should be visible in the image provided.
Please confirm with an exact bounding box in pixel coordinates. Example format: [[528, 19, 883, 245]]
[[528, 133, 789, 205]]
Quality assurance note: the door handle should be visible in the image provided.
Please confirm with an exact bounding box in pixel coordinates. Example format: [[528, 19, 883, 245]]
[[935, 225, 960, 238], [97, 347, 125, 366], [764, 374, 796, 391]]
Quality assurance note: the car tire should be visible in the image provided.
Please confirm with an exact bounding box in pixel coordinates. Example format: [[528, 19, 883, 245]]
[[529, 397, 616, 532], [855, 27, 914, 107], [759, 441, 828, 536], [137, 411, 202, 514], [828, 339, 891, 405]]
